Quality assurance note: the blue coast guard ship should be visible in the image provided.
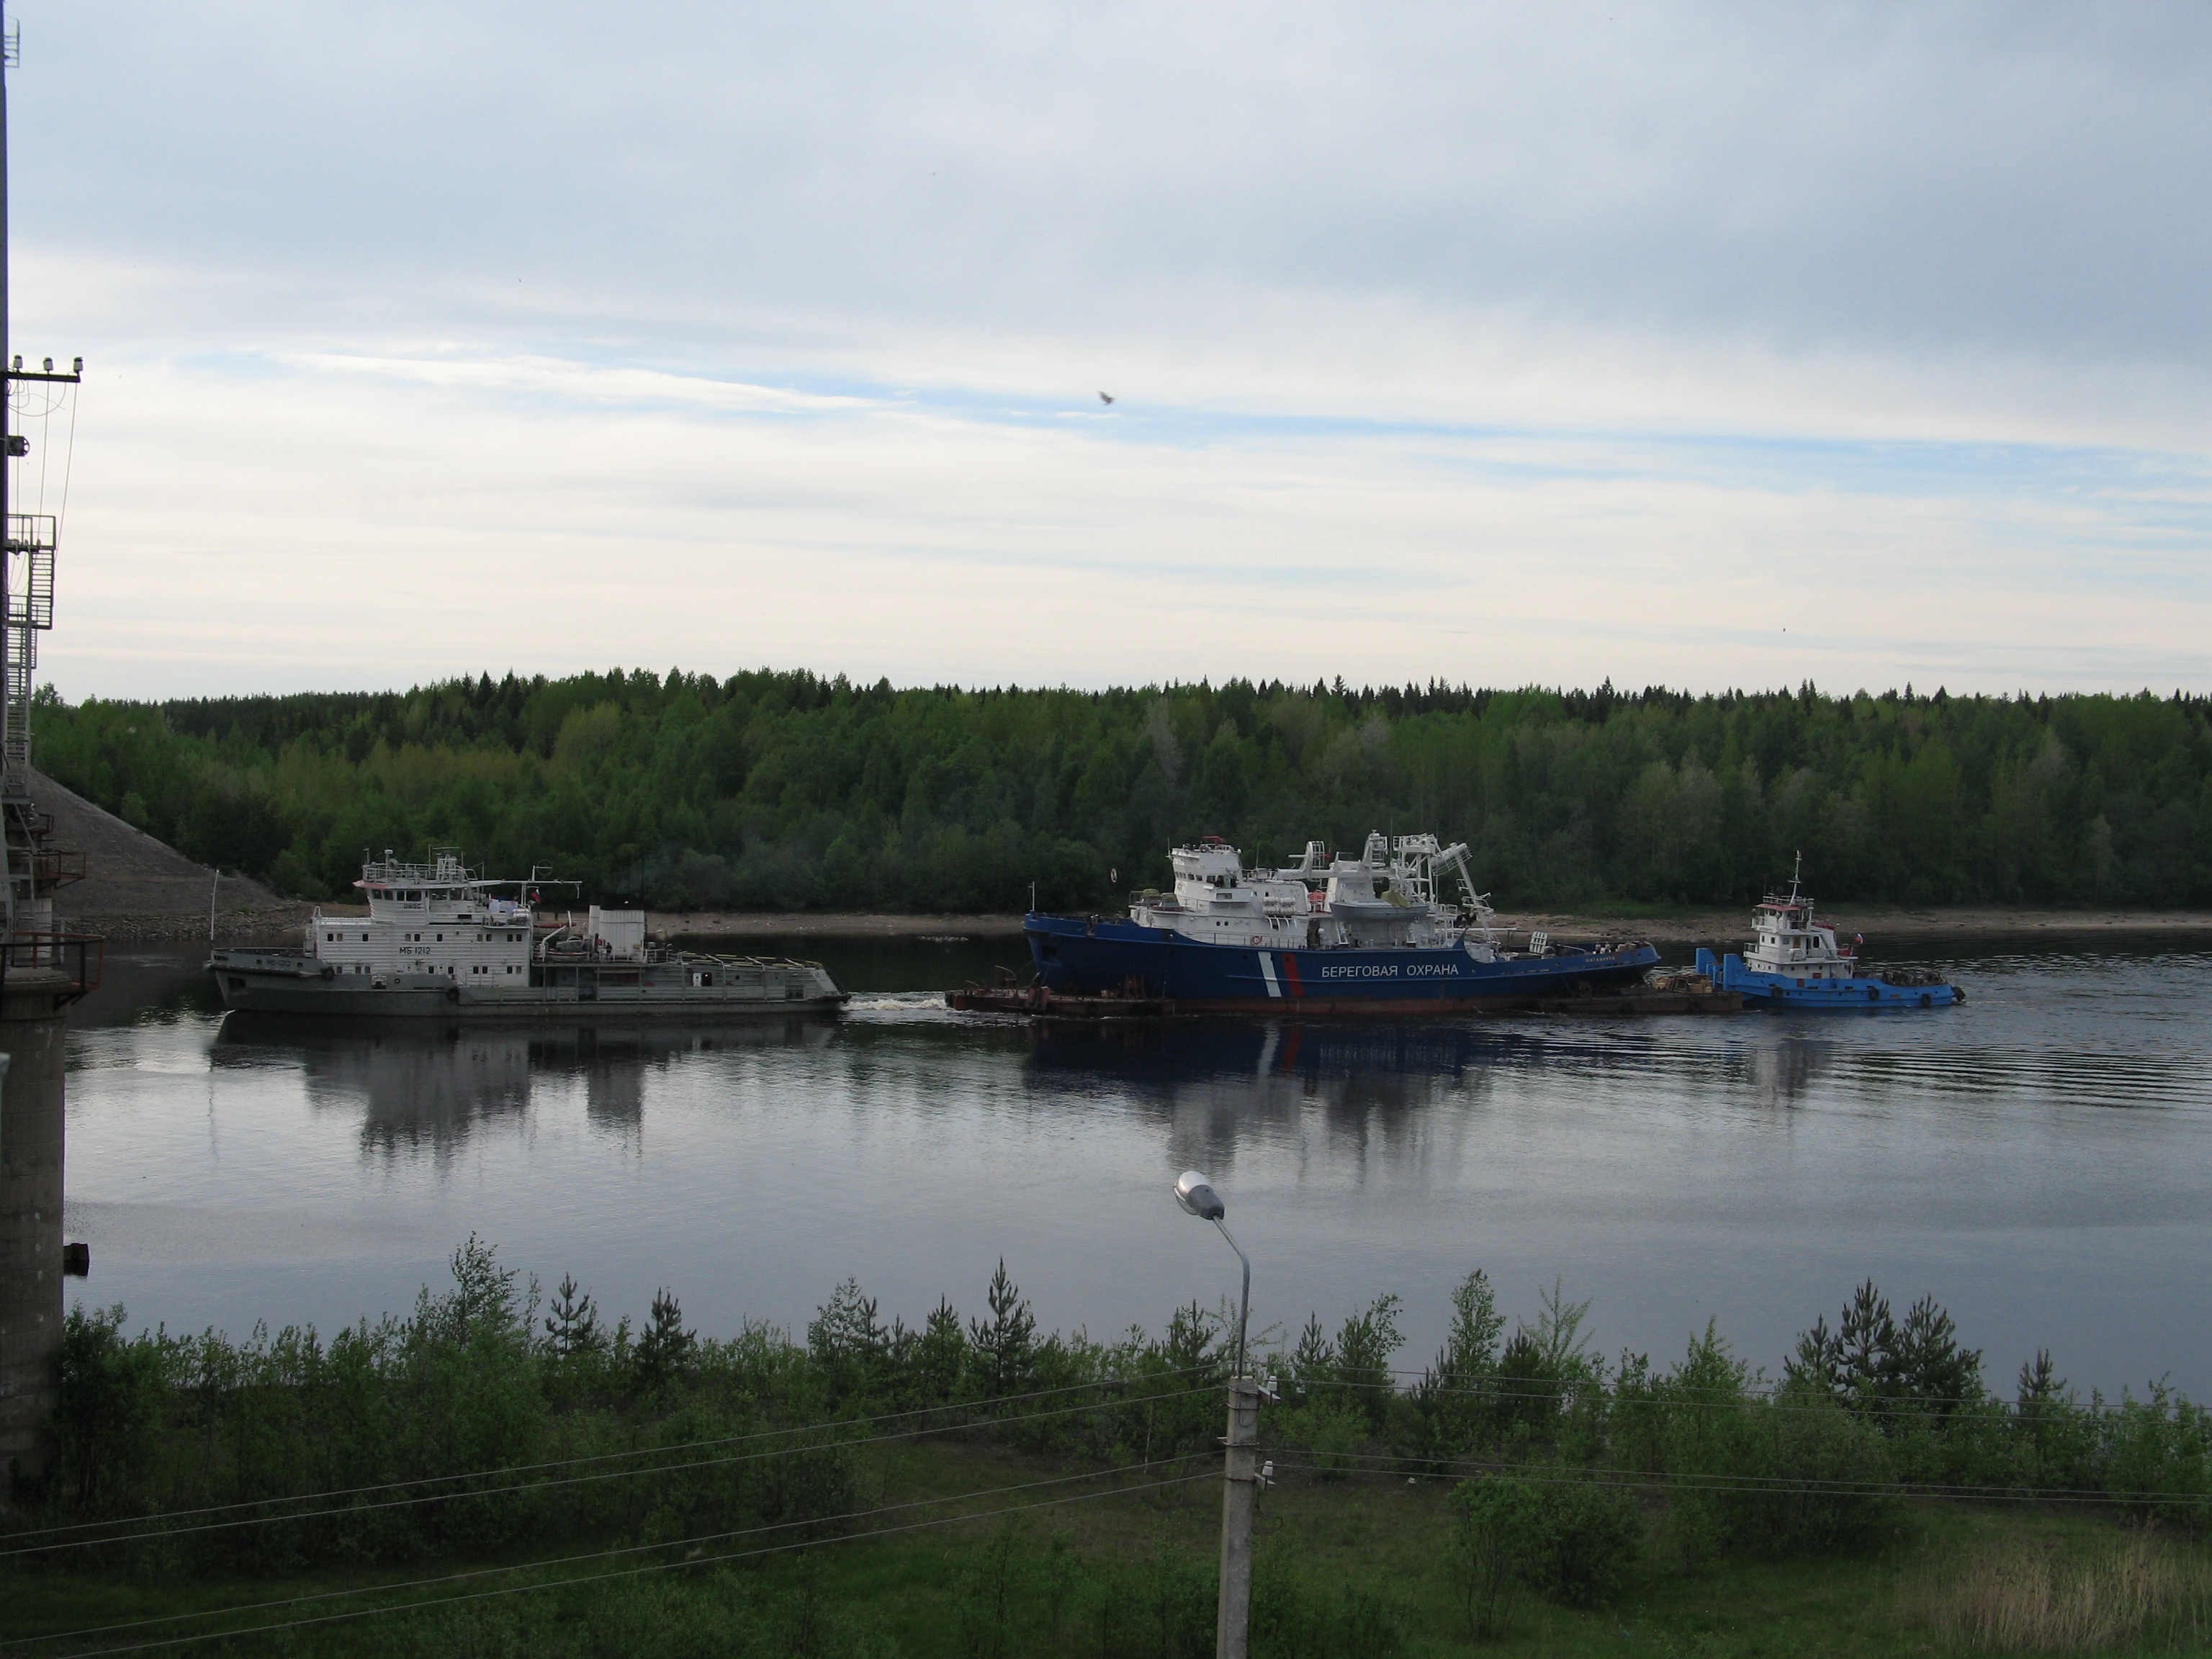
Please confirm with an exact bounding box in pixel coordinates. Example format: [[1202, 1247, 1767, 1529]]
[[1027, 834, 1658, 1013], [1696, 859, 1962, 1010]]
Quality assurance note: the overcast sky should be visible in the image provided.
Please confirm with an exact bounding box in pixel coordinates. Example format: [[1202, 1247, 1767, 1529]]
[[9, 1, 2209, 698]]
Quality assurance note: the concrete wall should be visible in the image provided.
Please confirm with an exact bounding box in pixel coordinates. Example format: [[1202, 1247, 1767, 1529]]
[[0, 994, 66, 1491]]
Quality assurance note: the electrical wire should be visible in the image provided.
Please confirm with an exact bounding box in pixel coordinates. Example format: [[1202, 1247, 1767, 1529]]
[[0, 1375, 1223, 1559], [1303, 1370, 2140, 1422], [1260, 1449, 2212, 1509], [1377, 1359, 2088, 1410], [42, 1470, 1220, 1659], [11, 1454, 1217, 1656], [53, 375, 74, 542], [0, 1363, 1218, 1550], [32, 379, 48, 516]]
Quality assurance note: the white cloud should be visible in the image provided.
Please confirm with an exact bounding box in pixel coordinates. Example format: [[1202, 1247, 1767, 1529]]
[[34, 345, 2209, 700], [6, 2, 2209, 697]]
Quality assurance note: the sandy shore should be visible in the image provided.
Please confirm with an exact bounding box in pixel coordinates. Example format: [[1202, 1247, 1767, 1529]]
[[654, 907, 2212, 945]]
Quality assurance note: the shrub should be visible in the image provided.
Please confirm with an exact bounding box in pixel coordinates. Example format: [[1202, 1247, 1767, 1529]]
[[47, 1302, 169, 1517], [1671, 1382, 1904, 1562], [1520, 1470, 1645, 1606], [1453, 1469, 1642, 1611], [1449, 1473, 1540, 1638], [1254, 1549, 1403, 1658]]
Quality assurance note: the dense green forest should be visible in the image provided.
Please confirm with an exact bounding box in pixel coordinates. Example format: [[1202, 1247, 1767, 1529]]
[[29, 671, 2212, 912]]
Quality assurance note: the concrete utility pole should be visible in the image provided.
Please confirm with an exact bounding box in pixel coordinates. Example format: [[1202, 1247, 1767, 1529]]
[[0, 987, 66, 1489], [1173, 1169, 1259, 1659], [1217, 1375, 1260, 1659]]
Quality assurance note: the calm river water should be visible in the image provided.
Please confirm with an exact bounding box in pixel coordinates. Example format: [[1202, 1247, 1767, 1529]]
[[58, 935, 2212, 1398]]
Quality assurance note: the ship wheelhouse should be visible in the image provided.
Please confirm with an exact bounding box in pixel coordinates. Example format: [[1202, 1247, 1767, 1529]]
[[309, 848, 534, 984], [1742, 892, 1857, 980]]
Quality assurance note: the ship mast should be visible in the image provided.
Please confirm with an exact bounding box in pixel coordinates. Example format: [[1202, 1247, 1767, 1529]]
[[0, 17, 82, 937]]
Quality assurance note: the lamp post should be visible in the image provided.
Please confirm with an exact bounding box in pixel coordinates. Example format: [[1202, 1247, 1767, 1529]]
[[1174, 1169, 1258, 1659]]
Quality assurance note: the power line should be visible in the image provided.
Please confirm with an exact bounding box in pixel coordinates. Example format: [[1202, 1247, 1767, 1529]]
[[14, 1454, 1217, 1656], [42, 1467, 1220, 1659], [1, 1364, 1218, 1551], [2, 1376, 1220, 1560], [1308, 1370, 2136, 1422], [1381, 1361, 2103, 1412], [1262, 1449, 2212, 1509]]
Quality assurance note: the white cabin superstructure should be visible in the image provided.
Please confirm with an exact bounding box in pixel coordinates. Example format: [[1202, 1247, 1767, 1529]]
[[312, 850, 536, 984], [1739, 857, 1859, 981], [1126, 832, 1506, 957]]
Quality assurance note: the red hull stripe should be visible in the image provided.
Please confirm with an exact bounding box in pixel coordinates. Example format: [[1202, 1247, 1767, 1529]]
[[1281, 953, 1303, 996]]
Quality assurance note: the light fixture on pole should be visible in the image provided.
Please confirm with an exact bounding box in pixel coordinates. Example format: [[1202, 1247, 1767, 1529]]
[[1174, 1169, 1258, 1659]]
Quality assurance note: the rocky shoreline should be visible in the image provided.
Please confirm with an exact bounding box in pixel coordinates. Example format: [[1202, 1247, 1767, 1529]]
[[63, 907, 314, 944]]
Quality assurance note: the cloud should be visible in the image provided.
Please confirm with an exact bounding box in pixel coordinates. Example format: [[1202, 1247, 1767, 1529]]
[[6, 2, 2209, 696], [35, 342, 2209, 700]]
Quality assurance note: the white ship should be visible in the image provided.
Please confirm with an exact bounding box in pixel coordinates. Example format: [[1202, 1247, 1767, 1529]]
[[207, 849, 845, 1017]]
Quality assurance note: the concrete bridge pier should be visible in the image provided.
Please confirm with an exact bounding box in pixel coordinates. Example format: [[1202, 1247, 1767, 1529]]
[[0, 981, 71, 1498]]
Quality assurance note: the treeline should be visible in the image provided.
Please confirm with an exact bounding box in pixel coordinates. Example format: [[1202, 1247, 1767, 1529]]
[[29, 670, 2212, 912], [23, 1244, 2212, 1653]]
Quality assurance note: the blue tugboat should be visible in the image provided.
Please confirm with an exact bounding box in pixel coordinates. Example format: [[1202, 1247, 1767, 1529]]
[[1696, 858, 1963, 1010], [1026, 833, 1658, 1014]]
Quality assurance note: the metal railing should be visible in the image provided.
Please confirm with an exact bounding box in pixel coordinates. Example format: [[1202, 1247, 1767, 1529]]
[[0, 930, 104, 1007], [25, 847, 84, 886]]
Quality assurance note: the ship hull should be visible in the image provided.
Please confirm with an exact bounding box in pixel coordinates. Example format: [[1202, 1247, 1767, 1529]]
[[1025, 914, 1658, 1012], [1697, 949, 1961, 1010], [209, 950, 846, 1019]]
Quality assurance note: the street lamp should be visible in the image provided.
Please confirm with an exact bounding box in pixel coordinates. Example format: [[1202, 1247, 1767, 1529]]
[[1174, 1169, 1250, 1379], [1174, 1169, 1259, 1659]]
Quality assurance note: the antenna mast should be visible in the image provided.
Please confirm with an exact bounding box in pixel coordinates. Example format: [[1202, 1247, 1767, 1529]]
[[0, 18, 84, 937]]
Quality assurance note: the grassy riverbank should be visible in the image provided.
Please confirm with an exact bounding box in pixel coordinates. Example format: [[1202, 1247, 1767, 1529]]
[[14, 1243, 2212, 1655], [14, 1450, 2212, 1656]]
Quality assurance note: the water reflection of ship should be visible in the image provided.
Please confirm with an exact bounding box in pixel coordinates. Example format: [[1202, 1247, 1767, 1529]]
[[1735, 1033, 1837, 1105], [1021, 1015, 1857, 1161], [212, 1015, 837, 1156], [1029, 1017, 1555, 1084], [1024, 1017, 1601, 1161]]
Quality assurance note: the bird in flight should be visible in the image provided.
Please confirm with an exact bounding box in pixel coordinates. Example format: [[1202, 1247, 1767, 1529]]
[[1098, 391, 1115, 405]]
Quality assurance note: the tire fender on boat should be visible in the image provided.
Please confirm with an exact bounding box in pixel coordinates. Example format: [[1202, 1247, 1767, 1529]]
[[446, 985, 461, 1004], [320, 966, 336, 981]]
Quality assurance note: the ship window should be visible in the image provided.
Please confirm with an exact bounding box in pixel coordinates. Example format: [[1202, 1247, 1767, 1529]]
[[360, 933, 369, 942], [436, 934, 444, 943]]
